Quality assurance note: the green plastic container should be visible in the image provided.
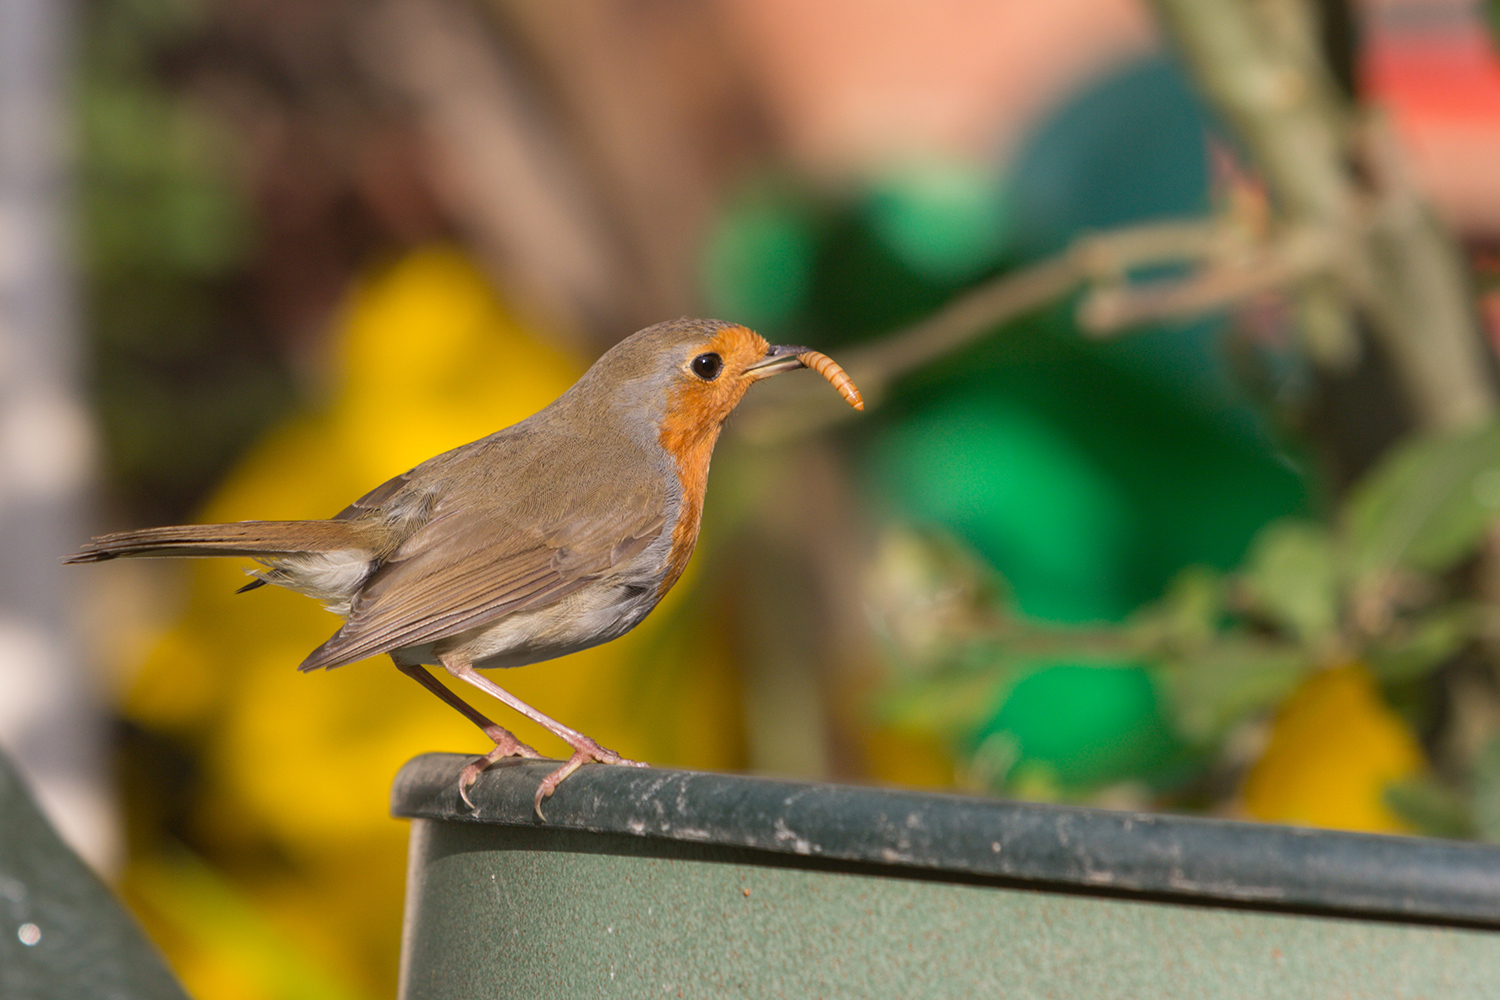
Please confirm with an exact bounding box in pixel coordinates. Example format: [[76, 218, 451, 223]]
[[392, 753, 1500, 999]]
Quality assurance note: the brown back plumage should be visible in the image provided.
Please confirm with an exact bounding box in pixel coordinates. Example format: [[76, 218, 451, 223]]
[[294, 444, 669, 671]]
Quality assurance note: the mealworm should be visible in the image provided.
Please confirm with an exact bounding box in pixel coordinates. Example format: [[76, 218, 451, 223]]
[[798, 351, 864, 411]]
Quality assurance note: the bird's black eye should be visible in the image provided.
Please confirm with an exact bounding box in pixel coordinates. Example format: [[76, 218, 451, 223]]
[[691, 352, 723, 381]]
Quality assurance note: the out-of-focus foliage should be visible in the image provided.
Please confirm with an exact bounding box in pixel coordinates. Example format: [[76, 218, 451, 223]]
[[878, 419, 1500, 831], [708, 58, 1308, 811], [1345, 424, 1500, 586], [115, 248, 747, 1000], [80, 0, 290, 525], [699, 45, 1500, 837]]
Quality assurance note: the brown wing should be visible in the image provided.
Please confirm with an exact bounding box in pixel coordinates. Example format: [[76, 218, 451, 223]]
[[333, 471, 414, 520], [330, 434, 498, 524], [297, 452, 667, 671]]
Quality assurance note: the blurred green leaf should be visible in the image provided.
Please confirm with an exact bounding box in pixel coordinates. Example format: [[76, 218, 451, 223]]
[[1471, 735, 1500, 844], [864, 161, 1009, 282], [877, 669, 1012, 737], [977, 662, 1183, 789], [1344, 421, 1500, 585], [1127, 565, 1225, 651], [1239, 518, 1339, 645], [1385, 777, 1476, 841], [1367, 603, 1484, 682], [1161, 637, 1310, 742]]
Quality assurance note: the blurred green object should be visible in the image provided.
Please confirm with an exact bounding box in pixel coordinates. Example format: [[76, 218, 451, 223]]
[[700, 190, 818, 338], [867, 335, 1306, 624], [864, 162, 1009, 282], [0, 749, 189, 1000], [1007, 58, 1211, 259], [870, 397, 1134, 622], [975, 663, 1182, 791]]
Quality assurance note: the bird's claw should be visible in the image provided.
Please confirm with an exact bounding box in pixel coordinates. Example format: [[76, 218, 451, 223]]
[[457, 728, 544, 811], [532, 738, 647, 820]]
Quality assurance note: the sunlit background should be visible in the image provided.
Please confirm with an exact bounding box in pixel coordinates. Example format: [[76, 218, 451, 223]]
[[6, 0, 1500, 996]]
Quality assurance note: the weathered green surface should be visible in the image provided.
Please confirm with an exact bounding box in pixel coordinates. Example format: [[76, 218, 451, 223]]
[[399, 820, 1500, 1000], [392, 754, 1500, 923], [0, 750, 189, 1000], [393, 755, 1500, 999]]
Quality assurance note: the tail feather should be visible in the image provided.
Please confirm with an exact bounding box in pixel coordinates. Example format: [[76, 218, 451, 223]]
[[64, 520, 368, 563]]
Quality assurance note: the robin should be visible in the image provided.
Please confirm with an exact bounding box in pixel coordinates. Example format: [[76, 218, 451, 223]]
[[68, 318, 862, 817]]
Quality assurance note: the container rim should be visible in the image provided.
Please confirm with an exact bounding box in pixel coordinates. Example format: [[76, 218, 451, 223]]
[[392, 752, 1500, 927]]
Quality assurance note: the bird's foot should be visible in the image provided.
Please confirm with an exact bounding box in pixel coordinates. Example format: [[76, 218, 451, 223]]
[[457, 726, 544, 810], [533, 735, 648, 820]]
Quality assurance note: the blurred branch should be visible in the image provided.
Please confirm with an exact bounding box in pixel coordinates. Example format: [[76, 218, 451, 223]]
[[487, 2, 763, 331], [745, 0, 1496, 448], [739, 215, 1328, 441], [364, 0, 765, 346], [1153, 0, 1500, 774], [361, 0, 635, 341], [853, 218, 1244, 389], [1153, 0, 1496, 430], [1077, 223, 1330, 334]]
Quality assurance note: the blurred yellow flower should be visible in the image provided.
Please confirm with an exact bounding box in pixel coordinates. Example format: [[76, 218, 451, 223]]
[[1240, 662, 1424, 834]]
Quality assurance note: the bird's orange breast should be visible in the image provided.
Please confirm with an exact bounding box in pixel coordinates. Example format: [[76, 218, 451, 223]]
[[653, 324, 768, 596]]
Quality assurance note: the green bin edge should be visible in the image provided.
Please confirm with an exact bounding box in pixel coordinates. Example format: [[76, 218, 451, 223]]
[[391, 752, 1500, 927]]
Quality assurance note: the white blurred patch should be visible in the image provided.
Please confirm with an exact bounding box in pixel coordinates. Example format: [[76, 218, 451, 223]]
[[0, 618, 65, 734], [0, 389, 93, 502]]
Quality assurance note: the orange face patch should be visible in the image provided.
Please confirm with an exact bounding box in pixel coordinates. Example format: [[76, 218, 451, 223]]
[[654, 324, 770, 595], [669, 325, 772, 428]]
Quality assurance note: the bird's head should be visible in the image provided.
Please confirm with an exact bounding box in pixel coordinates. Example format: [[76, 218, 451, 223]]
[[574, 318, 814, 457]]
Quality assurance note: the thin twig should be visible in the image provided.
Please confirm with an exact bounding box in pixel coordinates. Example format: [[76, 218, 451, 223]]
[[1078, 224, 1331, 334], [1152, 0, 1494, 430], [744, 0, 1495, 446], [737, 215, 1331, 443]]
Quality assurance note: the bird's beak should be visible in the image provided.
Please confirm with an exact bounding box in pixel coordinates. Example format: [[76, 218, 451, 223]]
[[743, 344, 810, 380]]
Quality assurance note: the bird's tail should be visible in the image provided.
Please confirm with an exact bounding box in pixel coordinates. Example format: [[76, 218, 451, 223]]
[[64, 520, 367, 563]]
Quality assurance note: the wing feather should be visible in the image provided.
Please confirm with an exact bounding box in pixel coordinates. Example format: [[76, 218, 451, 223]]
[[299, 486, 667, 671]]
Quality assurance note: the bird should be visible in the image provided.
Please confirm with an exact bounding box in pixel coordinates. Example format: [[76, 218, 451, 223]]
[[67, 318, 862, 817]]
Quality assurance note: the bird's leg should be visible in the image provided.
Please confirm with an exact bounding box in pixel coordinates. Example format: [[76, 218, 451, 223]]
[[395, 659, 541, 754], [394, 660, 542, 808], [439, 653, 647, 819]]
